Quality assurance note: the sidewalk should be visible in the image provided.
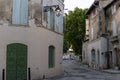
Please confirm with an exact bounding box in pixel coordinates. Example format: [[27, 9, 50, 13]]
[[78, 62, 120, 74], [103, 69, 120, 74]]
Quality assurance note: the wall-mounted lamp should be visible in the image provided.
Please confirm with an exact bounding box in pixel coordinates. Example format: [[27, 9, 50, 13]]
[[43, 5, 61, 17]]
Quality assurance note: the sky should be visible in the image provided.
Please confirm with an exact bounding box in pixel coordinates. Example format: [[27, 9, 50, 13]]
[[64, 0, 94, 11]]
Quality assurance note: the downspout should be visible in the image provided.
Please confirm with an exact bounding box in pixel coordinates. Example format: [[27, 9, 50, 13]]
[[98, 7, 101, 37], [106, 35, 110, 68], [41, 0, 43, 24], [105, 10, 110, 69]]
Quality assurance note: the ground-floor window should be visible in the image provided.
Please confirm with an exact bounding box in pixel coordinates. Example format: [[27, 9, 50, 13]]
[[48, 45, 55, 68]]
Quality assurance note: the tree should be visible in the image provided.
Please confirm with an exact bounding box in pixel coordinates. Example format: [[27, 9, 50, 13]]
[[64, 7, 88, 55]]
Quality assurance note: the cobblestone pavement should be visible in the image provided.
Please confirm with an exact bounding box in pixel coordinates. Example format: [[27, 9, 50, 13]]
[[45, 60, 120, 80]]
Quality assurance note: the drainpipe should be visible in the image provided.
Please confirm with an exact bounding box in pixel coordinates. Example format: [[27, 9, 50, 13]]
[[2, 69, 5, 80], [104, 12, 110, 69], [28, 68, 31, 80], [41, 0, 43, 24]]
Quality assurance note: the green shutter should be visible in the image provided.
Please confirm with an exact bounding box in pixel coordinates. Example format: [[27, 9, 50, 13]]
[[6, 43, 27, 80], [48, 46, 55, 68]]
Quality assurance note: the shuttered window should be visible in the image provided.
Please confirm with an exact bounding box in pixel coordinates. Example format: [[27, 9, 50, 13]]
[[47, 9, 55, 30], [47, 10, 51, 29], [112, 19, 117, 36], [12, 0, 28, 25], [54, 13, 58, 32], [48, 46, 55, 68]]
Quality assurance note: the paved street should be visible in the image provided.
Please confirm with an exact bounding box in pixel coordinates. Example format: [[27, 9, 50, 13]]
[[46, 60, 120, 80]]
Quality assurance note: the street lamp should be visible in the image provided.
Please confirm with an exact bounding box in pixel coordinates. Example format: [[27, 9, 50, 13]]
[[43, 5, 61, 17]]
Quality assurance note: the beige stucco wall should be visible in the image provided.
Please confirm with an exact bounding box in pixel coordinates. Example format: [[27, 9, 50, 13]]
[[0, 25, 63, 79], [82, 42, 89, 64]]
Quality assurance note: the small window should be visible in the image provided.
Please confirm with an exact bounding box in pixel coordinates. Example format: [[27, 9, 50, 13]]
[[112, 5, 116, 14], [48, 46, 55, 68]]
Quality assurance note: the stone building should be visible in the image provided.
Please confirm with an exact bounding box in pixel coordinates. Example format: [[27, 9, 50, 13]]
[[0, 0, 64, 80], [104, 0, 120, 69], [82, 0, 113, 69]]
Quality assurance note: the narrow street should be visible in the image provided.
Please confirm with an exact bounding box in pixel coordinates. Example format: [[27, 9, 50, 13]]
[[46, 60, 120, 80]]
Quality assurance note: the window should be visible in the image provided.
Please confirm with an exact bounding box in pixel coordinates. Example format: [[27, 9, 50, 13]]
[[112, 5, 116, 14], [12, 0, 28, 25], [91, 49, 96, 63], [48, 46, 55, 68], [112, 19, 117, 36], [47, 9, 55, 30], [91, 27, 93, 40]]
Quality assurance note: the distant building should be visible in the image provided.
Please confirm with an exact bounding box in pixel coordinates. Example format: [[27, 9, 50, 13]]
[[82, 0, 113, 69], [104, 0, 120, 69], [0, 0, 64, 79]]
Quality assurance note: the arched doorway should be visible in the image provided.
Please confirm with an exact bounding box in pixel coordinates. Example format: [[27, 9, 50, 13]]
[[6, 43, 27, 80]]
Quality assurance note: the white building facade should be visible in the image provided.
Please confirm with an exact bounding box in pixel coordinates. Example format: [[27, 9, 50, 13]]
[[0, 0, 64, 80]]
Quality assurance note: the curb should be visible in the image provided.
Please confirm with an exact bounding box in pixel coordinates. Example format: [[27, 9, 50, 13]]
[[77, 63, 120, 74]]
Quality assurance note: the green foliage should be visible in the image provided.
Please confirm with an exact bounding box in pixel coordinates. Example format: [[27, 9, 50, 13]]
[[63, 39, 70, 53], [64, 7, 88, 55]]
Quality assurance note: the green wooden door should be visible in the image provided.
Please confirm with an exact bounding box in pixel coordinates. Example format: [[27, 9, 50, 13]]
[[6, 43, 27, 80]]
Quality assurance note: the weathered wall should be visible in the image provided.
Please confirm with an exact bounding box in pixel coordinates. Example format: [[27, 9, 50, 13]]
[[29, 0, 42, 27], [88, 37, 107, 69], [82, 19, 90, 64], [99, 0, 113, 8], [0, 0, 63, 34], [42, 0, 64, 33], [85, 19, 89, 38], [88, 8, 99, 41], [0, 0, 12, 24], [82, 42, 89, 64]]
